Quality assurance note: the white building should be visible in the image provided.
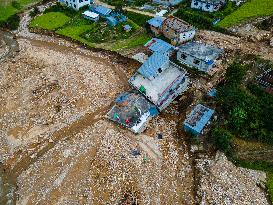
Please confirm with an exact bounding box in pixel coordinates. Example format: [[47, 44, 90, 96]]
[[59, 0, 91, 10], [191, 0, 226, 12]]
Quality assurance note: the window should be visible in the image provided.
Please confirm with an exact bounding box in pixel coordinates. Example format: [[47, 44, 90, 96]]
[[206, 4, 210, 9], [73, 0, 75, 2], [180, 53, 187, 60], [66, 1, 68, 5], [74, 4, 76, 8], [194, 1, 198, 6], [193, 59, 200, 65], [158, 68, 162, 73]]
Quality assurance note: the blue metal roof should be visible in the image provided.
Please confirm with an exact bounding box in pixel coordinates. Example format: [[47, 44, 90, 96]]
[[147, 17, 165, 28], [138, 52, 169, 79], [123, 24, 132, 30], [144, 38, 174, 54], [184, 104, 214, 135], [92, 5, 112, 16]]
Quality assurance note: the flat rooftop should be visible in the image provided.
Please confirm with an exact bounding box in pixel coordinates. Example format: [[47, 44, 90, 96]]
[[130, 62, 186, 104]]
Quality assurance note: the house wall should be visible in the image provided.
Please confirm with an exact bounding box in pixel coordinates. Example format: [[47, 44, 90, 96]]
[[177, 51, 214, 72], [162, 25, 195, 44], [191, 0, 221, 12], [83, 14, 99, 22], [59, 0, 90, 10], [157, 75, 189, 111], [179, 30, 196, 43], [184, 124, 200, 136], [150, 26, 161, 35]]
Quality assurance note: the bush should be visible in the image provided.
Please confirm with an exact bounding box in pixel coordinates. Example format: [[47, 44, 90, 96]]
[[30, 7, 40, 17], [124, 11, 150, 27], [212, 127, 233, 153], [0, 14, 20, 30], [11, 0, 21, 9]]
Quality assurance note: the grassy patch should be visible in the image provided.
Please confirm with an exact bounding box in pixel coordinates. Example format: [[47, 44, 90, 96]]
[[236, 160, 273, 202], [0, 0, 42, 21], [30, 12, 71, 30], [218, 0, 273, 28], [175, 0, 237, 30], [124, 10, 151, 27]]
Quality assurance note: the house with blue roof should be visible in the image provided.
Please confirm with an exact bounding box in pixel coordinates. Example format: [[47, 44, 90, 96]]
[[184, 104, 214, 136], [177, 41, 224, 73], [129, 50, 189, 111], [90, 5, 112, 16], [153, 0, 184, 6], [144, 38, 175, 56], [147, 17, 165, 35]]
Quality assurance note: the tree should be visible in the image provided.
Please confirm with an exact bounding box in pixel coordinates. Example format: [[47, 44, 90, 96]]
[[212, 127, 233, 153]]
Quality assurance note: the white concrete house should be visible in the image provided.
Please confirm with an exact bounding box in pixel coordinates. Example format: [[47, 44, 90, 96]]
[[58, 0, 91, 10], [191, 0, 226, 12]]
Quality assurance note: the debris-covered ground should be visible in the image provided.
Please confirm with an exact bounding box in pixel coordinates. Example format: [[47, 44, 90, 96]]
[[196, 152, 269, 205]]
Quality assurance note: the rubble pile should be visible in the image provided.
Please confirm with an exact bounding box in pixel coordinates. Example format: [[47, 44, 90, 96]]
[[16, 118, 195, 204], [196, 152, 269, 205]]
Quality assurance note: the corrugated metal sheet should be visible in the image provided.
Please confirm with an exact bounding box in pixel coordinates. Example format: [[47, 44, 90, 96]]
[[145, 38, 174, 54], [147, 17, 165, 28], [138, 52, 169, 79], [92, 5, 112, 16], [184, 104, 214, 135]]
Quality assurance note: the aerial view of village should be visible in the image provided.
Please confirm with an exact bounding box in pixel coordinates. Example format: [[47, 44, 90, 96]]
[[0, 0, 273, 204]]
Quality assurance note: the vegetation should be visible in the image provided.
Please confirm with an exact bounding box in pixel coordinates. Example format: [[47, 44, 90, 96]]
[[218, 0, 273, 28], [124, 11, 151, 27], [256, 16, 273, 31], [215, 61, 273, 145], [236, 160, 273, 202], [29, 4, 150, 52], [30, 12, 71, 30], [175, 0, 237, 30], [0, 0, 41, 22], [0, 13, 20, 30]]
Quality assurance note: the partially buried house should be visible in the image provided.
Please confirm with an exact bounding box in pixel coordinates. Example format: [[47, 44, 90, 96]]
[[177, 41, 223, 73], [183, 104, 214, 136], [106, 91, 159, 133], [129, 41, 189, 111]]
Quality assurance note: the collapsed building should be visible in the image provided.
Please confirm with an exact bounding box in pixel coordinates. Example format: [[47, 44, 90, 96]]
[[183, 104, 214, 136], [106, 91, 159, 133], [177, 41, 223, 73]]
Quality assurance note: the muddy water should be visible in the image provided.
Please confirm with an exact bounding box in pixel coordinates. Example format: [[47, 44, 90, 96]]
[[0, 164, 16, 205]]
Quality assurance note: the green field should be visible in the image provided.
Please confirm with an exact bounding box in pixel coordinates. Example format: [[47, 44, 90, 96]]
[[30, 12, 71, 30], [30, 6, 151, 52], [0, 0, 41, 21], [218, 0, 273, 27]]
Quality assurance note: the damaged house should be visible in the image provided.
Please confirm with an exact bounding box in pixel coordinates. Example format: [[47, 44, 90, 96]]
[[191, 0, 226, 12], [107, 91, 159, 134], [129, 51, 189, 111], [161, 16, 196, 44], [177, 41, 223, 73], [147, 16, 195, 44], [183, 104, 214, 136]]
